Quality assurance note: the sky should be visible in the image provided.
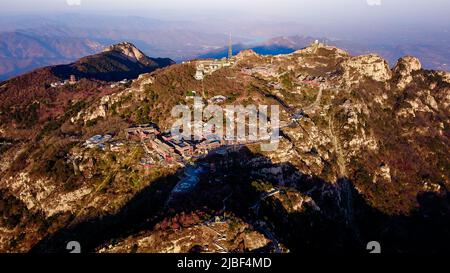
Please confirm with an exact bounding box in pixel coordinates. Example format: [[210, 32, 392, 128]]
[[2, 0, 450, 26], [2, 0, 450, 44]]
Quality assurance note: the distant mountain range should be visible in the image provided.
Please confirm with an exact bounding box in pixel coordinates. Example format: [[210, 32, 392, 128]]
[[0, 31, 105, 81], [0, 14, 449, 80], [0, 14, 236, 80]]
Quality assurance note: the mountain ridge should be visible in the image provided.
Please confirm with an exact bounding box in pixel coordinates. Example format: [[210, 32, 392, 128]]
[[0, 42, 174, 139], [49, 41, 175, 82], [0, 42, 449, 253]]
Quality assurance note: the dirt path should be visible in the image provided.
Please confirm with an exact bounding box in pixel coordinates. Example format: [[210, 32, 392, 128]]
[[303, 85, 323, 113], [328, 113, 347, 177]]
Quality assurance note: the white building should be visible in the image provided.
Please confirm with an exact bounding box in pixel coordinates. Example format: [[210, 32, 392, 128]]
[[194, 59, 232, 80], [194, 70, 204, 80]]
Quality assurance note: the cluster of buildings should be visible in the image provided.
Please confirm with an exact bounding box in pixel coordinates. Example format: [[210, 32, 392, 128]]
[[241, 65, 279, 79], [125, 124, 188, 166], [124, 123, 267, 168], [110, 79, 131, 88], [194, 59, 233, 81], [125, 124, 160, 142], [193, 33, 236, 80], [81, 123, 245, 169], [84, 134, 125, 152], [50, 75, 77, 88], [297, 74, 325, 87]]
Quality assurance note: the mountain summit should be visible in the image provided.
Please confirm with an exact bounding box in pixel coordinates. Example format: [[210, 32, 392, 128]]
[[104, 42, 155, 66], [0, 42, 174, 139], [48, 41, 175, 82]]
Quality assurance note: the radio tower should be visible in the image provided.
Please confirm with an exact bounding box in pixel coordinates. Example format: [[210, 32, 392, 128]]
[[228, 33, 233, 60]]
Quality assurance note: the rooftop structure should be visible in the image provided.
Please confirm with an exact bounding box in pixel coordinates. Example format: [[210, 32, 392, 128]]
[[297, 74, 325, 87], [84, 134, 113, 150], [50, 82, 66, 88], [194, 70, 204, 80], [195, 139, 221, 154], [125, 124, 160, 141], [69, 75, 77, 85], [241, 65, 279, 78], [110, 141, 125, 152], [148, 138, 175, 161], [140, 157, 155, 169], [168, 140, 194, 158], [193, 35, 235, 80]]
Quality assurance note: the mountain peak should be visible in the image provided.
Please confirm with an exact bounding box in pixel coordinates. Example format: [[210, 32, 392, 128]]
[[393, 56, 422, 76], [294, 41, 349, 57], [393, 56, 422, 89], [236, 49, 259, 60], [104, 41, 151, 65]]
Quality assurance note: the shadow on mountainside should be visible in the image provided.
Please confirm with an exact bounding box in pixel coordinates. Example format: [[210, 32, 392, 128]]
[[30, 146, 450, 254]]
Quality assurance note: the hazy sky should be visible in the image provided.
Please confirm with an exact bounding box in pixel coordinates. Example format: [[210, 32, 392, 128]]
[[3, 0, 450, 26], [2, 0, 450, 44]]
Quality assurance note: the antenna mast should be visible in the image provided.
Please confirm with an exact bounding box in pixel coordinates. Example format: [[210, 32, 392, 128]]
[[228, 33, 233, 60]]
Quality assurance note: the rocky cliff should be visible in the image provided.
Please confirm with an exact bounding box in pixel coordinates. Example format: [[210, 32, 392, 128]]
[[1, 42, 449, 254]]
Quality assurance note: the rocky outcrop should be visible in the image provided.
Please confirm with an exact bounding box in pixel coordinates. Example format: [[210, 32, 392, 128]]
[[437, 71, 450, 84], [71, 89, 134, 124], [393, 56, 422, 89], [340, 54, 392, 85], [236, 49, 259, 60], [294, 42, 349, 57], [3, 172, 92, 217], [394, 56, 422, 75], [98, 220, 271, 253], [104, 42, 153, 66]]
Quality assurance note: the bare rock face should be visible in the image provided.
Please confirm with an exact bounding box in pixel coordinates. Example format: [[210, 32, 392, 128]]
[[294, 42, 349, 57], [437, 71, 450, 84], [236, 49, 259, 60], [393, 56, 422, 89], [98, 220, 271, 253], [394, 56, 422, 75], [341, 54, 392, 85], [104, 42, 152, 65]]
